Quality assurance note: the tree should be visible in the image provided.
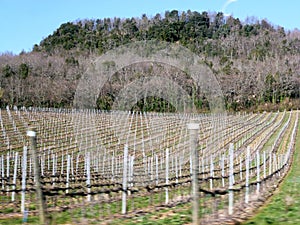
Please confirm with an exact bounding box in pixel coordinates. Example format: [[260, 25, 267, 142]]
[[2, 64, 14, 77], [0, 9, 299, 111], [19, 63, 29, 79]]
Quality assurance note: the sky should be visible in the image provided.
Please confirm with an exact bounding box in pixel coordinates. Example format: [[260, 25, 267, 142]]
[[0, 0, 299, 54]]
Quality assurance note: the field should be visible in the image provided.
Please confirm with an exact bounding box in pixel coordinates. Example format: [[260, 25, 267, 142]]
[[0, 107, 298, 224]]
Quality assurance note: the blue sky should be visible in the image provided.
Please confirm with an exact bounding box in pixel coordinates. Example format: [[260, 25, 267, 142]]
[[0, 0, 299, 54]]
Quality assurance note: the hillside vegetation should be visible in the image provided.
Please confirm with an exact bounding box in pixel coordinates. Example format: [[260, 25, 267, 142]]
[[0, 10, 300, 111]]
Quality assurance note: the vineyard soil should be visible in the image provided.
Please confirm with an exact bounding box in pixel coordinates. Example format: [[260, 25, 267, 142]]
[[243, 123, 300, 225], [0, 109, 298, 224]]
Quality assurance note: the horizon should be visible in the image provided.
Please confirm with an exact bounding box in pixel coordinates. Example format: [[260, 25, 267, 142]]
[[0, 0, 299, 55]]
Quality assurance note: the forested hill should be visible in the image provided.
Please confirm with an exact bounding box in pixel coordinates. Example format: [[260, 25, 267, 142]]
[[1, 10, 300, 111]]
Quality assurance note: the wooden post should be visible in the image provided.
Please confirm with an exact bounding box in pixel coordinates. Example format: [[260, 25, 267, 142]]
[[187, 122, 199, 225], [27, 128, 47, 225]]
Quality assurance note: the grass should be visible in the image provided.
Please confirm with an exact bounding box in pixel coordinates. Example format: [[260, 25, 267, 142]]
[[108, 202, 192, 225], [0, 186, 191, 224], [0, 216, 39, 225], [243, 121, 300, 225]]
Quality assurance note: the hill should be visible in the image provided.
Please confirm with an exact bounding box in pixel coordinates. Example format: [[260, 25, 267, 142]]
[[0, 10, 299, 111]]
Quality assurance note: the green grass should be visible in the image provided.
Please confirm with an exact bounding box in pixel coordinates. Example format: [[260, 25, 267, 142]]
[[243, 121, 300, 225], [0, 217, 39, 225], [260, 112, 289, 153], [0, 186, 191, 224], [109, 202, 192, 225]]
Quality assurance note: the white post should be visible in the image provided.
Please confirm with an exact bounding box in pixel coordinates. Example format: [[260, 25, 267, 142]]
[[165, 148, 169, 204], [40, 154, 44, 177], [221, 154, 225, 187], [61, 154, 64, 175], [6, 152, 10, 193], [257, 151, 260, 193], [66, 154, 70, 194], [239, 156, 243, 181], [155, 154, 159, 185], [86, 152, 91, 202], [122, 145, 128, 214], [263, 151, 266, 179], [12, 152, 18, 201], [76, 154, 80, 174], [179, 154, 183, 177], [245, 146, 250, 204], [229, 143, 234, 215], [21, 146, 27, 213], [71, 152, 74, 176], [0, 156, 3, 188], [210, 155, 214, 190], [273, 154, 277, 173], [151, 156, 154, 181], [47, 150, 50, 171], [111, 154, 114, 181], [130, 155, 134, 189], [52, 153, 55, 186], [29, 157, 32, 179], [269, 151, 272, 176], [189, 154, 193, 175], [175, 155, 178, 184], [202, 157, 204, 179]]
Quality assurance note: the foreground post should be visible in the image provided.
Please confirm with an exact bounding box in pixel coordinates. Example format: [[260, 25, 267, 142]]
[[187, 123, 200, 225], [27, 128, 47, 225]]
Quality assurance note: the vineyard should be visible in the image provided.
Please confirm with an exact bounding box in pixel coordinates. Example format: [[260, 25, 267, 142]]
[[0, 107, 298, 224]]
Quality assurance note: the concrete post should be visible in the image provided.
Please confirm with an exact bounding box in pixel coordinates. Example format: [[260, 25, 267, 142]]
[[27, 128, 47, 225], [187, 123, 200, 225]]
